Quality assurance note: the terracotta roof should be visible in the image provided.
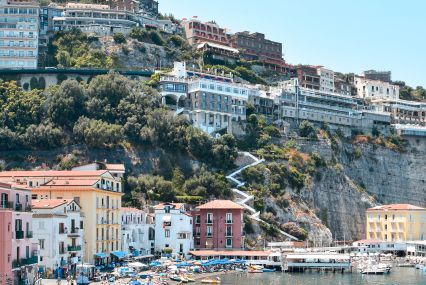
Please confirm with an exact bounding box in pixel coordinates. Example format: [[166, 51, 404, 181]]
[[188, 250, 271, 257], [0, 170, 108, 178], [154, 203, 184, 210], [43, 179, 99, 187], [121, 207, 145, 213], [196, 200, 244, 210], [367, 204, 426, 211], [32, 199, 74, 209], [105, 164, 125, 171]]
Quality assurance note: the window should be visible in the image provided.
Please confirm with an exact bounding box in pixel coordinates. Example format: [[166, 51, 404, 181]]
[[39, 239, 45, 249], [226, 225, 232, 236], [206, 226, 213, 237], [165, 229, 170, 238], [207, 213, 213, 223], [226, 213, 232, 223], [195, 215, 200, 224], [165, 206, 170, 214], [226, 238, 232, 248]]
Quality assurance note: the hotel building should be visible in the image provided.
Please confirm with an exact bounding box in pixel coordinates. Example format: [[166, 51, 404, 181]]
[[160, 62, 260, 134], [0, 0, 39, 69], [354, 76, 400, 100], [0, 170, 123, 264], [192, 200, 245, 250], [121, 207, 155, 256], [366, 204, 426, 242], [181, 19, 229, 46]]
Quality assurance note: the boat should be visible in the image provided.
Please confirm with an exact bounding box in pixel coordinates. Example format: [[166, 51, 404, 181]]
[[169, 275, 181, 282], [415, 264, 424, 270], [262, 268, 276, 272], [247, 269, 263, 273], [397, 263, 415, 267], [361, 266, 388, 275], [248, 265, 264, 270], [200, 279, 220, 284]]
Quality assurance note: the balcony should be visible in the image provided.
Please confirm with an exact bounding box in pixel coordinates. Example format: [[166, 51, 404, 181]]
[[15, 230, 24, 239], [15, 203, 23, 211], [206, 233, 213, 237], [0, 201, 14, 209], [12, 256, 38, 268], [67, 245, 82, 251], [226, 220, 233, 224], [68, 228, 80, 237], [205, 219, 213, 224], [26, 231, 33, 238], [226, 232, 233, 237]]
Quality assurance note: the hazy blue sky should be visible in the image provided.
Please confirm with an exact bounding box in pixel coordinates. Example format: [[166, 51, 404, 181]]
[[160, 0, 425, 87]]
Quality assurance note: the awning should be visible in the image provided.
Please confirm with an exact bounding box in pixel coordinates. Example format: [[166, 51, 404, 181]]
[[111, 251, 128, 259], [94, 252, 107, 259]]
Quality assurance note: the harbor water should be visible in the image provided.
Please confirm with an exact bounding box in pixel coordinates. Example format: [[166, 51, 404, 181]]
[[200, 267, 426, 285]]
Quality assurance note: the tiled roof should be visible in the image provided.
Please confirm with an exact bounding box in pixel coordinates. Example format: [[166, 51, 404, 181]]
[[367, 204, 426, 211], [121, 207, 145, 213], [32, 199, 74, 209], [188, 250, 271, 257], [196, 200, 244, 210], [0, 170, 108, 178], [105, 164, 125, 171], [154, 203, 184, 210], [43, 179, 99, 186]]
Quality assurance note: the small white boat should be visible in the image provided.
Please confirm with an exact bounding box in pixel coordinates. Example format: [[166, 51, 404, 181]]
[[361, 266, 388, 275], [415, 264, 424, 270]]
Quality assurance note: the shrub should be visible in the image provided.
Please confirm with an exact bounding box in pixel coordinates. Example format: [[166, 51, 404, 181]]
[[113, 33, 126, 44], [281, 222, 308, 241], [299, 120, 316, 138]]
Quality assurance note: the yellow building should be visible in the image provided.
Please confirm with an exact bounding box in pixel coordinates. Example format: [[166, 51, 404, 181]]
[[0, 170, 124, 264], [366, 204, 426, 242]]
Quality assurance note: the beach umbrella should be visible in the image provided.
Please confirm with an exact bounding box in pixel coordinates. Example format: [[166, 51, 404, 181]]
[[129, 280, 141, 285]]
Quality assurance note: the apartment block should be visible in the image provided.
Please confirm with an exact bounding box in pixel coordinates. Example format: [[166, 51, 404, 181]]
[[192, 200, 244, 250], [0, 0, 39, 69], [354, 76, 400, 100], [0, 182, 38, 285], [182, 19, 229, 46], [0, 170, 123, 265], [296, 65, 335, 93], [32, 199, 84, 276], [366, 204, 426, 242], [372, 99, 426, 126]]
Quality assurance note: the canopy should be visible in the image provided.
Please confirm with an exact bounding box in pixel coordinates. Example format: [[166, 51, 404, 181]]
[[128, 262, 147, 268], [111, 251, 128, 259], [94, 253, 107, 259]]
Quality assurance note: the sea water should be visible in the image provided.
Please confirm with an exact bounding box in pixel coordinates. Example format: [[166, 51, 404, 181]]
[[199, 267, 426, 285]]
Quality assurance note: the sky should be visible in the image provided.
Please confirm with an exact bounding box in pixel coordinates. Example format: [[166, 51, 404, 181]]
[[160, 0, 426, 87]]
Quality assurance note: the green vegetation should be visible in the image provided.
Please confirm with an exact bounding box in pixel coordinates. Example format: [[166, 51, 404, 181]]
[[394, 81, 426, 101]]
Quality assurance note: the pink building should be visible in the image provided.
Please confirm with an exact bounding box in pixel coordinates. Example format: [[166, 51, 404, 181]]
[[192, 200, 245, 250], [0, 182, 38, 285]]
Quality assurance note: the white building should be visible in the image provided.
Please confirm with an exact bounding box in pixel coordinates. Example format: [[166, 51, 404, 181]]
[[154, 203, 193, 257], [160, 62, 260, 134], [354, 76, 400, 100], [32, 199, 84, 274], [317, 67, 335, 93], [52, 3, 139, 36], [121, 207, 155, 256], [0, 0, 39, 69]]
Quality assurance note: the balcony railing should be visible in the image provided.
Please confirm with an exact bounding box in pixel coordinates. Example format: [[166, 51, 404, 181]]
[[205, 219, 213, 224], [15, 230, 24, 239], [206, 233, 213, 237], [12, 256, 38, 268], [0, 201, 14, 209], [226, 232, 233, 237], [26, 231, 33, 238], [68, 228, 80, 236], [67, 245, 82, 251], [226, 220, 233, 224]]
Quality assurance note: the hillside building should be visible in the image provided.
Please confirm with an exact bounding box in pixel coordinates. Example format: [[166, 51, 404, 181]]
[[362, 70, 391, 83], [354, 76, 400, 100], [32, 199, 84, 277], [0, 0, 39, 69], [182, 19, 229, 46], [366, 204, 426, 242], [160, 62, 260, 134]]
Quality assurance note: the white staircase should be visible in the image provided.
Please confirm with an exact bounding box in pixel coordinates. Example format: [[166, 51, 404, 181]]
[[227, 152, 298, 241]]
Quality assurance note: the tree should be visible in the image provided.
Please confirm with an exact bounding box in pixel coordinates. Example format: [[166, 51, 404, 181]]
[[22, 123, 65, 149], [299, 120, 316, 138], [129, 174, 176, 202], [73, 117, 123, 147], [47, 79, 86, 127], [212, 134, 238, 169], [113, 33, 126, 44]]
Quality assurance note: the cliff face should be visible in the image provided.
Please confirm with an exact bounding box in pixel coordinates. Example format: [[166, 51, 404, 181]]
[[295, 138, 426, 241]]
